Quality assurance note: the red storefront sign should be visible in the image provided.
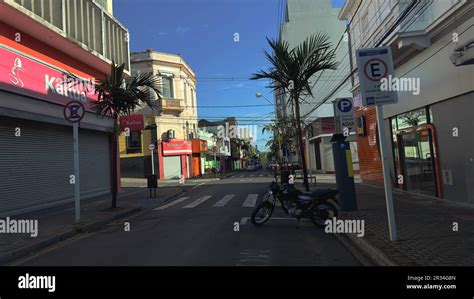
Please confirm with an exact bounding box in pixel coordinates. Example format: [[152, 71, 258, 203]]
[[119, 114, 145, 131], [0, 46, 98, 110], [162, 140, 192, 156]]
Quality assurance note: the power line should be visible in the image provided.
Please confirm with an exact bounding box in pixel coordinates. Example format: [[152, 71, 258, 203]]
[[300, 0, 426, 120]]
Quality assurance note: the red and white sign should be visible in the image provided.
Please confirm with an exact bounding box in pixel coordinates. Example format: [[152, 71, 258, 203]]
[[162, 140, 192, 156], [119, 114, 145, 131], [64, 101, 86, 123], [0, 46, 98, 110]]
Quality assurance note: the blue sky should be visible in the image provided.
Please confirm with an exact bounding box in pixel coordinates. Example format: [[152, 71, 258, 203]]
[[114, 0, 345, 151]]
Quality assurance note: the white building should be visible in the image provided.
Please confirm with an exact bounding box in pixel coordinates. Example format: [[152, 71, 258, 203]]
[[339, 0, 473, 202], [278, 0, 358, 173]]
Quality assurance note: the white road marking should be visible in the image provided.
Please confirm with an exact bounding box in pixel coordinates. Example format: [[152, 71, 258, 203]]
[[153, 197, 189, 210], [242, 194, 258, 207], [239, 175, 245, 178], [250, 174, 255, 177], [182, 195, 212, 208], [236, 249, 271, 266], [240, 217, 248, 225], [259, 174, 263, 177], [192, 182, 205, 189], [213, 194, 235, 207]]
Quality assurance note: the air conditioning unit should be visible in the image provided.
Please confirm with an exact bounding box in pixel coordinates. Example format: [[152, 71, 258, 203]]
[[167, 129, 175, 139]]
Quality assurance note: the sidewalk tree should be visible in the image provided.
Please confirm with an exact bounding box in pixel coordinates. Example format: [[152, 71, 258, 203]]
[[262, 118, 295, 164], [65, 62, 161, 209], [251, 34, 337, 190]]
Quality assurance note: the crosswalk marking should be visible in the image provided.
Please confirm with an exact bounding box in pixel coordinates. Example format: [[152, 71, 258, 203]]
[[242, 194, 258, 207], [259, 174, 263, 177], [153, 197, 189, 210], [239, 175, 245, 178], [213, 194, 235, 207], [182, 195, 212, 208]]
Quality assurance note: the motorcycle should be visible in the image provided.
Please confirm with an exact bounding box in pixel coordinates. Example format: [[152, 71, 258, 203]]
[[250, 181, 340, 228]]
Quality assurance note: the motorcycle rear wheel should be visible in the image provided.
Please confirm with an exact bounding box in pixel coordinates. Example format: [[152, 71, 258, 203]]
[[310, 202, 338, 228], [251, 201, 274, 226]]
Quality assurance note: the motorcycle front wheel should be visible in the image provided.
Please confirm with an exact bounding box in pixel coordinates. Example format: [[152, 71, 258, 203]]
[[309, 202, 338, 228], [251, 201, 274, 226]]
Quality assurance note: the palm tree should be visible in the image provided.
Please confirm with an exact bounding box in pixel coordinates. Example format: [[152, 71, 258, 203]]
[[66, 62, 161, 208], [262, 118, 294, 164], [251, 34, 338, 191]]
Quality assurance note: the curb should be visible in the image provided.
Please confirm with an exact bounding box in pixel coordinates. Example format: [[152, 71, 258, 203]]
[[0, 189, 185, 266], [337, 233, 397, 266], [189, 178, 221, 182]]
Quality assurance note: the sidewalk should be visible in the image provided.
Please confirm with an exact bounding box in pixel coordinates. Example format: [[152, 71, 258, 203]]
[[0, 186, 184, 265], [307, 182, 474, 266]]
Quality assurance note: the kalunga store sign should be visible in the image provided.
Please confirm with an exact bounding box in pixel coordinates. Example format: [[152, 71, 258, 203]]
[[0, 46, 98, 110]]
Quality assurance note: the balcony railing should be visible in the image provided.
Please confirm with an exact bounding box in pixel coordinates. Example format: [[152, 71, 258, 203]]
[[161, 98, 185, 113], [6, 0, 130, 71]]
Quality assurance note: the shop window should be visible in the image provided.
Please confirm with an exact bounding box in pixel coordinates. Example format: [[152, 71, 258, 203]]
[[126, 131, 142, 154], [396, 108, 427, 130]]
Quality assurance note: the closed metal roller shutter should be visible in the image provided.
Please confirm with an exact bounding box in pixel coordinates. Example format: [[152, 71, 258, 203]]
[[163, 156, 181, 179], [0, 116, 111, 217]]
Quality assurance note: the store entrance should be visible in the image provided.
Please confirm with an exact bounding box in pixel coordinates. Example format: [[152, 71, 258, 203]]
[[398, 128, 438, 197]]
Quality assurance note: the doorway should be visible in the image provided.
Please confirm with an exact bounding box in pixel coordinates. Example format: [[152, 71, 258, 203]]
[[314, 140, 322, 170], [398, 127, 438, 197]]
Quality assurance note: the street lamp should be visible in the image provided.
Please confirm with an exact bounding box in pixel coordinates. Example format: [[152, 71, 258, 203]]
[[255, 92, 274, 105]]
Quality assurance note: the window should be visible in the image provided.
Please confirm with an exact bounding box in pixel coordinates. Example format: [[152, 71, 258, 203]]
[[396, 108, 427, 130], [161, 76, 173, 98], [126, 131, 142, 154], [183, 81, 188, 105]]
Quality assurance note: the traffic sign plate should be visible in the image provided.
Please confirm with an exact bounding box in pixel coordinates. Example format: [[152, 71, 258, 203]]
[[63, 101, 85, 123], [356, 47, 398, 106], [334, 97, 355, 134]]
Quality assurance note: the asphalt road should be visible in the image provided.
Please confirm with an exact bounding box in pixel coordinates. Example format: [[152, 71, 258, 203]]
[[15, 170, 360, 266]]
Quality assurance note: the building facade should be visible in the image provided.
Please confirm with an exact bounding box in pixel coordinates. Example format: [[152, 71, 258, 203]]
[[119, 49, 201, 180], [278, 0, 358, 173], [339, 0, 473, 203], [0, 0, 129, 216]]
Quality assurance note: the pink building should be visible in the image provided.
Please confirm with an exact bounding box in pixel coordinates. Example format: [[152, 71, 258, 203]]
[[0, 0, 129, 216]]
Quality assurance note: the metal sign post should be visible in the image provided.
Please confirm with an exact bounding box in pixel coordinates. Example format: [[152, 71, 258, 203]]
[[356, 47, 398, 241], [375, 104, 397, 241], [64, 101, 86, 224], [148, 143, 157, 199], [149, 143, 155, 175]]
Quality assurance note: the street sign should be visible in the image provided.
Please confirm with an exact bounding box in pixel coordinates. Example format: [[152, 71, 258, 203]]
[[148, 144, 155, 151], [223, 137, 231, 157], [356, 47, 398, 241], [63, 100, 86, 123], [63, 100, 85, 224], [334, 97, 355, 134], [356, 47, 398, 106]]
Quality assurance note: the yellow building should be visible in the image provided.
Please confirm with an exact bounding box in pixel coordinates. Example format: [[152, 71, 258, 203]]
[[119, 49, 199, 179]]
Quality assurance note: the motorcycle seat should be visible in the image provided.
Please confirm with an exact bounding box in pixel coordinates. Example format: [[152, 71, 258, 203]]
[[299, 188, 338, 200]]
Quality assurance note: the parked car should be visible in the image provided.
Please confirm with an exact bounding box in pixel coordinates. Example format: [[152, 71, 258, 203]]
[[246, 164, 257, 171]]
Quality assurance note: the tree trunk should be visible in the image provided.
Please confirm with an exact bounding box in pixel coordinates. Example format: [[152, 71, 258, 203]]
[[111, 118, 118, 209], [293, 97, 309, 191]]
